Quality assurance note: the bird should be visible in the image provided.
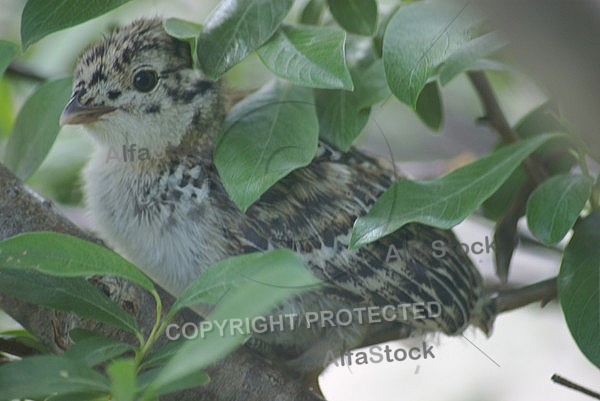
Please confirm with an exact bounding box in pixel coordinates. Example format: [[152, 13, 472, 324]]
[[60, 18, 495, 379]]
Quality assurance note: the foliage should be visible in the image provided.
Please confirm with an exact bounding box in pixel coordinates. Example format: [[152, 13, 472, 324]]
[[3, 78, 72, 181], [0, 0, 599, 399], [215, 80, 319, 211], [0, 233, 313, 400], [349, 133, 565, 248]]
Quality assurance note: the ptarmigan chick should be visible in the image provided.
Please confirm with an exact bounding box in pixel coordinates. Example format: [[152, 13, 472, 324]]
[[60, 18, 495, 377]]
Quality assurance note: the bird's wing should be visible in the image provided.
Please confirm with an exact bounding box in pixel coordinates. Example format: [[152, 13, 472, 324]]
[[212, 142, 494, 335]]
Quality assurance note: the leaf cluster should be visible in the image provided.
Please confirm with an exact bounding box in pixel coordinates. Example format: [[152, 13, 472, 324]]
[[0, 233, 315, 400]]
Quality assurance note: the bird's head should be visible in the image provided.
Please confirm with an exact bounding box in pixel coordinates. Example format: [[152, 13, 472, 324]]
[[61, 18, 223, 153]]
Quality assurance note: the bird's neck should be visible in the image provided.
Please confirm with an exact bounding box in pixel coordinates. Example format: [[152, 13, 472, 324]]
[[87, 101, 225, 174]]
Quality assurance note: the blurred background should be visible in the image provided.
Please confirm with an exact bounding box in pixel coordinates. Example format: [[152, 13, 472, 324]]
[[0, 0, 598, 399]]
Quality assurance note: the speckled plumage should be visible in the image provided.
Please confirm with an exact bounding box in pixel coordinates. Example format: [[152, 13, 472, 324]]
[[61, 18, 495, 376]]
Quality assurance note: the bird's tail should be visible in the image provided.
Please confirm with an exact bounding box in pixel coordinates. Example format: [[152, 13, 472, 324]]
[[472, 295, 497, 336]]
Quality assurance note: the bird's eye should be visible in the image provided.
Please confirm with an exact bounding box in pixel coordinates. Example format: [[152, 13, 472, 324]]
[[133, 69, 158, 92]]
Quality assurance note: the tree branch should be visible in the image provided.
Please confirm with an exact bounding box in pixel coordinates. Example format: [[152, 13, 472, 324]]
[[492, 277, 557, 313], [552, 374, 600, 400], [5, 62, 47, 82], [0, 163, 324, 401], [468, 70, 548, 185]]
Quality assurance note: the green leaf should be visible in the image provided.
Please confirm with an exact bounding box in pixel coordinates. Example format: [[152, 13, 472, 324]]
[[172, 249, 319, 315], [163, 18, 202, 40], [163, 18, 202, 68], [482, 101, 575, 221], [48, 393, 109, 401], [0, 231, 155, 293], [316, 88, 370, 151], [0, 355, 110, 401], [481, 167, 528, 221], [145, 249, 316, 394], [138, 367, 209, 397], [139, 337, 187, 371], [0, 41, 17, 78], [353, 58, 391, 110], [300, 0, 325, 25], [0, 269, 140, 335], [514, 102, 576, 174], [68, 328, 107, 342], [197, 0, 294, 78], [20, 0, 131, 49], [107, 359, 137, 401], [350, 133, 564, 249], [373, 4, 400, 58], [327, 0, 377, 36], [257, 24, 352, 90], [65, 335, 133, 367], [558, 210, 600, 369], [0, 79, 14, 138], [316, 55, 388, 151], [439, 31, 508, 85], [383, 2, 482, 107], [526, 174, 592, 245], [3, 77, 72, 181], [414, 80, 443, 130], [215, 81, 318, 212]]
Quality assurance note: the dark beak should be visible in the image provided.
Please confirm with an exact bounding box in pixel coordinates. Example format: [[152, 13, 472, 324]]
[[60, 95, 116, 126]]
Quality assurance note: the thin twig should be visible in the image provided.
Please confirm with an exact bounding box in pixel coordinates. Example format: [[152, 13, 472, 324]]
[[5, 62, 47, 82], [468, 70, 548, 185], [492, 277, 557, 313], [552, 374, 600, 400]]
